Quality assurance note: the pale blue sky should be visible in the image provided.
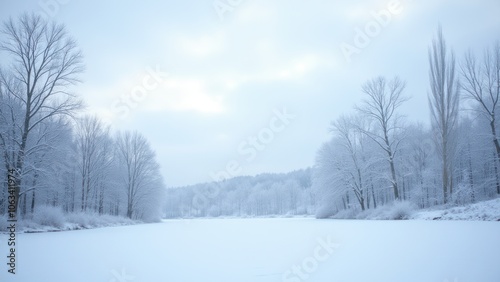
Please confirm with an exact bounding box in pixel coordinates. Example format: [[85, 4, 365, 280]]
[[1, 0, 499, 187]]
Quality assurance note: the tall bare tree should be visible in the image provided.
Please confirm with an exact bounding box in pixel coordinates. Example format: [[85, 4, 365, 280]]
[[74, 115, 113, 212], [428, 27, 460, 203], [356, 76, 407, 200], [116, 131, 165, 220], [0, 13, 83, 215], [461, 42, 500, 194]]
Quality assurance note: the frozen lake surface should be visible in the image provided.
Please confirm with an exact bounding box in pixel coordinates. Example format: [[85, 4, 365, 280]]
[[1, 218, 499, 282]]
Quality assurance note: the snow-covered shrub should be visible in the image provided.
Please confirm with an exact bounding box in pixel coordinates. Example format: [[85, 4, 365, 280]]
[[332, 208, 360, 219], [65, 212, 91, 228], [317, 201, 415, 220], [207, 206, 221, 218], [99, 214, 136, 225], [18, 219, 42, 230], [315, 204, 337, 219], [33, 205, 65, 228], [365, 205, 391, 220], [451, 182, 475, 205], [295, 206, 308, 215], [387, 201, 416, 220], [355, 208, 378, 219], [65, 212, 136, 228]]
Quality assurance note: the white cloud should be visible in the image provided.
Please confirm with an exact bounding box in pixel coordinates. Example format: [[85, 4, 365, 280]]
[[144, 77, 225, 114], [174, 31, 226, 58], [213, 53, 329, 89], [234, 1, 277, 24], [275, 54, 324, 80]]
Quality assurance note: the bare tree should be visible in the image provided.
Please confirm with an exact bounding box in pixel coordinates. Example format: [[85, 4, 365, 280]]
[[428, 27, 460, 204], [461, 42, 500, 194], [356, 76, 407, 200], [330, 114, 372, 210], [0, 13, 83, 215], [116, 131, 165, 220], [74, 115, 113, 212], [313, 138, 345, 215]]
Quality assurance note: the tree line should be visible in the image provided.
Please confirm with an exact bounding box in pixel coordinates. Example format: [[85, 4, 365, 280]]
[[314, 27, 500, 216], [165, 169, 314, 218], [0, 14, 166, 222]]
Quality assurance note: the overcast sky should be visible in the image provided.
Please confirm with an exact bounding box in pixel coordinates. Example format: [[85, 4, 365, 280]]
[[1, 0, 499, 187]]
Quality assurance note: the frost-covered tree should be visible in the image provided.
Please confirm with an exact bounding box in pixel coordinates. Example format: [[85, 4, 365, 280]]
[[6, 117, 74, 216], [461, 42, 500, 194], [73, 116, 113, 212], [331, 115, 373, 210], [428, 27, 460, 203], [0, 13, 83, 214], [116, 131, 165, 221], [356, 76, 407, 200], [400, 123, 438, 207]]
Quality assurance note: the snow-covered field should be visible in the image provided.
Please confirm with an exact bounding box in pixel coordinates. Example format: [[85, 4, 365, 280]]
[[1, 218, 499, 282]]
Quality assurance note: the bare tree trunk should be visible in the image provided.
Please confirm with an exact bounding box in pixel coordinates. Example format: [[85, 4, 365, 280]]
[[98, 184, 104, 215], [31, 189, 36, 214], [366, 188, 371, 209], [492, 122, 500, 194], [491, 120, 500, 157], [442, 154, 449, 204], [426, 184, 430, 208], [21, 194, 26, 217], [388, 154, 399, 200], [10, 171, 21, 219], [71, 184, 75, 213], [468, 143, 475, 202], [371, 180, 377, 209], [493, 152, 500, 196], [81, 176, 86, 211]]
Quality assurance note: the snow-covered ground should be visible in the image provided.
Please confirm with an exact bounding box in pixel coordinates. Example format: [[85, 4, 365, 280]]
[[0, 218, 498, 282], [413, 197, 500, 221]]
